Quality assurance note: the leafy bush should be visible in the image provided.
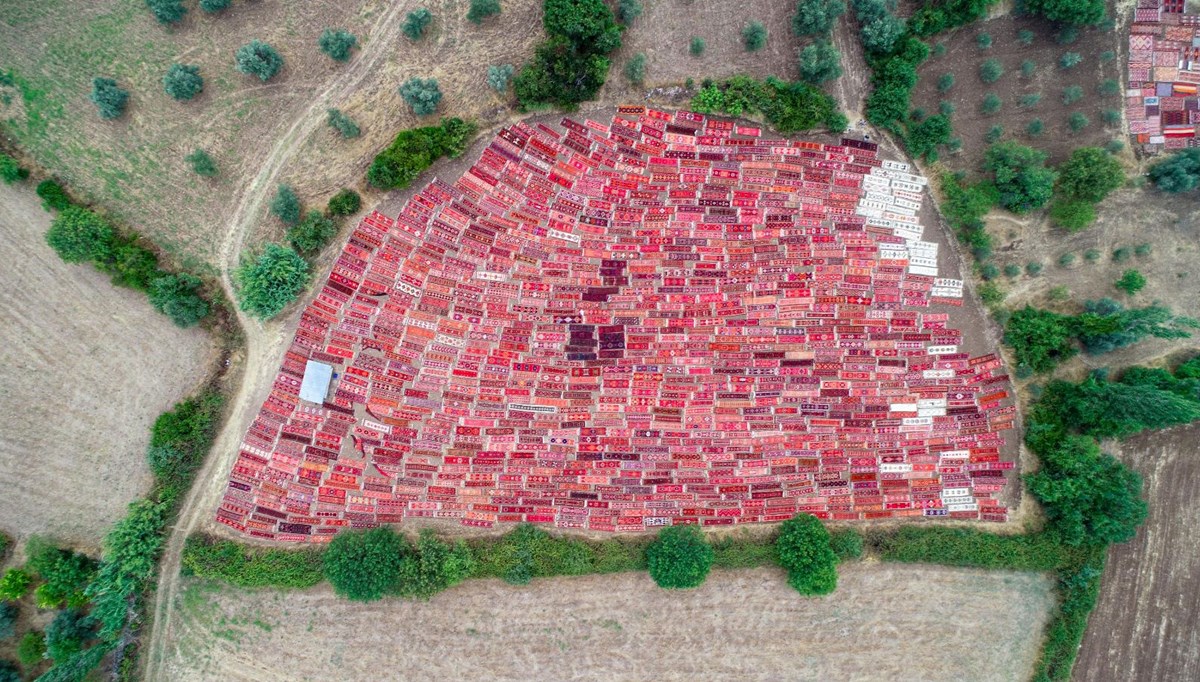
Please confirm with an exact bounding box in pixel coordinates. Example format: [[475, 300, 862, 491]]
[[976, 32, 991, 49], [468, 0, 501, 23], [163, 64, 203, 101], [986, 124, 1004, 143], [288, 210, 338, 255], [1026, 119, 1044, 137], [235, 40, 284, 81], [1003, 263, 1021, 278], [45, 609, 93, 661], [487, 64, 515, 93], [1049, 198, 1095, 231], [403, 8, 433, 40], [234, 243, 310, 319], [0, 153, 28, 184], [89, 77, 128, 120], [938, 172, 997, 259], [396, 530, 474, 599], [1114, 269, 1146, 296], [1148, 149, 1200, 193], [690, 36, 705, 56], [979, 59, 1003, 83], [776, 514, 838, 595], [1135, 242, 1152, 257], [326, 108, 360, 138], [399, 77, 442, 115], [318, 28, 357, 62], [17, 631, 45, 667], [984, 141, 1056, 213], [906, 114, 951, 161], [624, 53, 646, 86], [979, 262, 1000, 280], [469, 525, 645, 582], [185, 148, 218, 177], [742, 21, 768, 52], [981, 93, 1001, 114], [45, 206, 116, 265], [36, 179, 72, 212], [0, 569, 31, 602], [936, 73, 954, 93], [646, 525, 714, 589], [327, 189, 361, 216], [1024, 0, 1105, 26], [799, 41, 842, 85], [1069, 112, 1090, 132], [793, 0, 845, 37], [146, 0, 186, 24], [689, 75, 845, 134], [1027, 261, 1044, 276], [828, 529, 863, 561], [617, 0, 643, 23], [323, 527, 406, 601], [1004, 306, 1077, 373], [368, 118, 477, 190], [182, 535, 323, 588], [200, 0, 230, 12], [148, 273, 210, 327], [270, 184, 302, 225]]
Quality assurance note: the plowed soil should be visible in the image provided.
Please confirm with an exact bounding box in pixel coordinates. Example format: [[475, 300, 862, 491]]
[[162, 564, 1054, 682], [0, 182, 215, 549]]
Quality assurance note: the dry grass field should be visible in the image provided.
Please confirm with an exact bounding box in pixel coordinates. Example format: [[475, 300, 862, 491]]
[[161, 564, 1054, 682], [0, 182, 215, 549], [1074, 423, 1200, 682], [912, 13, 1123, 174]]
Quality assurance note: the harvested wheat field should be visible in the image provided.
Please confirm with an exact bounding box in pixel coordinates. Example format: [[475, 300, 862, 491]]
[[163, 564, 1054, 682], [0, 183, 215, 548], [1074, 423, 1200, 682]]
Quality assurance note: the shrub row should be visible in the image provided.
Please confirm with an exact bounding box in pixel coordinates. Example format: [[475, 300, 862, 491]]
[[690, 75, 847, 135], [367, 118, 477, 191]]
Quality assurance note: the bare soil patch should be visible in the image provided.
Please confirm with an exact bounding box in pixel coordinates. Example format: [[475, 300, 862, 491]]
[[0, 182, 216, 549], [162, 564, 1054, 682], [1074, 423, 1200, 682], [912, 12, 1123, 175]]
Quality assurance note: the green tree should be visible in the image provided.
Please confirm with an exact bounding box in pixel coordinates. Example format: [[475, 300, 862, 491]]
[[1060, 52, 1082, 69], [235, 40, 284, 81], [793, 0, 845, 37], [36, 179, 72, 211], [16, 631, 45, 667], [853, 0, 904, 55], [235, 243, 310, 319], [743, 21, 768, 52], [185, 148, 218, 177], [544, 0, 622, 52], [487, 64, 515, 93], [646, 525, 714, 589], [976, 32, 992, 49], [690, 36, 706, 56], [1069, 112, 1090, 132], [89, 77, 128, 120], [163, 63, 203, 101], [288, 210, 338, 255], [468, 0, 501, 23], [200, 0, 231, 12], [1021, 59, 1037, 78], [1018, 29, 1035, 45], [270, 184, 302, 225], [1099, 78, 1120, 96], [1056, 147, 1124, 202], [44, 609, 92, 661], [799, 41, 842, 85], [323, 527, 406, 601], [1148, 149, 1200, 193], [0, 154, 27, 184], [403, 8, 433, 40], [326, 108, 360, 138], [937, 73, 954, 92], [1004, 306, 1077, 373], [1062, 85, 1083, 104], [776, 514, 838, 595], [1020, 93, 1041, 108], [985, 124, 1004, 143], [400, 77, 442, 115], [1115, 269, 1147, 296], [149, 273, 210, 327], [0, 602, 15, 640], [85, 499, 169, 638], [624, 53, 646, 86], [45, 206, 117, 264], [1024, 0, 1106, 26], [319, 28, 357, 62], [979, 59, 1003, 83], [905, 114, 951, 161], [1027, 119, 1045, 137], [985, 141, 1056, 213], [145, 0, 186, 24], [981, 93, 1002, 115], [617, 0, 643, 23], [327, 189, 361, 216], [1049, 198, 1096, 231], [0, 661, 16, 682], [0, 569, 31, 601]]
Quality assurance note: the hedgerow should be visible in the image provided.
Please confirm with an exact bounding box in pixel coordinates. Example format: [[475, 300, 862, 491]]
[[182, 535, 323, 589], [689, 75, 846, 134], [367, 118, 477, 190]]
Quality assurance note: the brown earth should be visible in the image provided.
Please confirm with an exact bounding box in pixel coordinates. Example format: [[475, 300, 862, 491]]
[[160, 564, 1055, 682], [0, 181, 216, 550], [1074, 423, 1200, 682], [911, 11, 1124, 175]]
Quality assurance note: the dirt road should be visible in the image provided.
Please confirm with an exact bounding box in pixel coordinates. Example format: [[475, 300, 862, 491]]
[[141, 2, 412, 677]]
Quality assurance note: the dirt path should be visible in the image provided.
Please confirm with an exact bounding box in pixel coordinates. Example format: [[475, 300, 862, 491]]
[[831, 13, 870, 126], [142, 3, 411, 678]]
